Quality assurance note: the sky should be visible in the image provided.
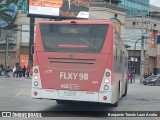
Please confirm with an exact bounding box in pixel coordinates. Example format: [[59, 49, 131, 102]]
[[150, 0, 160, 7]]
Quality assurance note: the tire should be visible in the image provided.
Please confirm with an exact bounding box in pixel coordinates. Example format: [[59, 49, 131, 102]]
[[56, 100, 73, 104], [56, 100, 66, 104], [154, 81, 159, 86], [122, 82, 127, 97], [143, 81, 147, 85]]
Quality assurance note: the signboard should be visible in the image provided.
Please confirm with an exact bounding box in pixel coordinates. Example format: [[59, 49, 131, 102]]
[[150, 30, 158, 48], [28, 0, 89, 18], [20, 54, 29, 67]]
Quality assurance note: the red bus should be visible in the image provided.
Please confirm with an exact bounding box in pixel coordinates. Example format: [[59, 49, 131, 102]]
[[32, 20, 128, 107]]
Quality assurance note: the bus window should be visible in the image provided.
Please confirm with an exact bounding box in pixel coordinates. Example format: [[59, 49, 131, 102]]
[[40, 24, 109, 53]]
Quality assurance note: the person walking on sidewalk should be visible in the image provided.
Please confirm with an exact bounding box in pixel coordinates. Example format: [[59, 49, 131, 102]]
[[12, 66, 16, 77], [0, 65, 2, 76], [128, 71, 131, 83], [130, 70, 134, 83], [0, 64, 4, 71], [5, 65, 10, 78], [22, 66, 26, 77], [26, 66, 30, 78], [16, 65, 20, 78], [19, 66, 23, 77]]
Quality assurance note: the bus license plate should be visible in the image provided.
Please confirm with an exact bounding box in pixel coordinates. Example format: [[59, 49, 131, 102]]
[[64, 91, 76, 97]]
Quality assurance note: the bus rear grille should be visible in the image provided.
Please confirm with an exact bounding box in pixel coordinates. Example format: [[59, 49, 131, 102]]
[[48, 57, 96, 64]]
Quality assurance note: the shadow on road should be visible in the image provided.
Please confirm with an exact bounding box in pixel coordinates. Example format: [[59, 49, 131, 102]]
[[41, 102, 115, 117]]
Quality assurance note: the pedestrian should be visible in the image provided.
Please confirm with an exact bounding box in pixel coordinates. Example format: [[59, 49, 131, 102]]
[[0, 65, 2, 76], [19, 66, 23, 77], [128, 71, 131, 83], [149, 72, 153, 76], [12, 66, 16, 77], [16, 65, 20, 78], [30, 66, 33, 78], [143, 73, 146, 79], [22, 66, 26, 77], [5, 65, 10, 78], [26, 66, 30, 78], [146, 73, 148, 78], [130, 71, 133, 83], [0, 64, 4, 71]]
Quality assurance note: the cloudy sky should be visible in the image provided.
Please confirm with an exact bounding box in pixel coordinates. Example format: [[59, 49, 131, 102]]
[[150, 0, 160, 7]]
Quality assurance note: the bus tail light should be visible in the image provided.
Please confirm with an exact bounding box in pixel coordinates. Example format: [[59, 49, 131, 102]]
[[104, 85, 109, 90], [32, 66, 42, 88], [104, 78, 110, 84], [105, 72, 110, 77], [34, 75, 38, 80], [103, 96, 107, 101], [100, 69, 112, 91], [34, 92, 38, 96], [34, 81, 39, 86], [34, 68, 38, 73]]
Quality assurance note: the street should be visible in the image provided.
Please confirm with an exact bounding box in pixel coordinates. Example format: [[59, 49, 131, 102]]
[[0, 76, 160, 120]]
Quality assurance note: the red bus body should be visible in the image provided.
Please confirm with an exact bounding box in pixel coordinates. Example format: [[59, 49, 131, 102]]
[[32, 20, 128, 105]]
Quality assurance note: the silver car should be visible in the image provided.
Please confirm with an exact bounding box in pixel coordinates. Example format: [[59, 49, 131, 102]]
[[143, 75, 160, 86]]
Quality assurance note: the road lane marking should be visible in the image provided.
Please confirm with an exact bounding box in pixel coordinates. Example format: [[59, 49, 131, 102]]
[[15, 90, 24, 97]]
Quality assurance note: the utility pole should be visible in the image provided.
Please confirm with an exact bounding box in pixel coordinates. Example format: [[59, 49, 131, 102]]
[[133, 38, 141, 83], [5, 34, 9, 67], [140, 12, 145, 83], [29, 17, 35, 67]]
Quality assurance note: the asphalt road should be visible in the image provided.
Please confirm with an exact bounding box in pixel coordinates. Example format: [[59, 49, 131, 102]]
[[0, 76, 160, 120]]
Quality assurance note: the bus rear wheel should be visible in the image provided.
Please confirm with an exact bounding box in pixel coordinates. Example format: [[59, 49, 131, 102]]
[[122, 82, 128, 97], [56, 100, 73, 104], [56, 100, 66, 104]]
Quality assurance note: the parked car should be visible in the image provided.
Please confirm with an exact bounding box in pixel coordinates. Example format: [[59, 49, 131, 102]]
[[143, 75, 160, 85]]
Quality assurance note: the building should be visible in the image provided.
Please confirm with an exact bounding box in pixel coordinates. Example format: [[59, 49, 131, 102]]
[[0, 29, 17, 67], [119, 0, 150, 17], [90, 1, 126, 34], [0, 1, 126, 68], [120, 0, 160, 75]]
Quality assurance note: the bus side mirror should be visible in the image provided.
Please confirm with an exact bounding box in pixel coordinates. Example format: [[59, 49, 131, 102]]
[[31, 45, 34, 55]]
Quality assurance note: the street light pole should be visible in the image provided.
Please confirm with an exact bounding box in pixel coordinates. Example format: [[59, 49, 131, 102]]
[[140, 12, 145, 83], [133, 38, 141, 83], [29, 17, 35, 67], [5, 34, 9, 67]]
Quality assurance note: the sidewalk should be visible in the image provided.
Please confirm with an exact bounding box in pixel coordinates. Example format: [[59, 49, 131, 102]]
[[0, 72, 32, 79], [0, 76, 32, 80], [128, 74, 144, 85]]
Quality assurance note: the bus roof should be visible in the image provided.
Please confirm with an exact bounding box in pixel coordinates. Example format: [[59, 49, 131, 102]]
[[36, 19, 114, 25]]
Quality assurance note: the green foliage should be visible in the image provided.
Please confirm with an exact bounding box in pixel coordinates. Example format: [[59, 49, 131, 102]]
[[0, 0, 17, 28], [0, 0, 18, 5]]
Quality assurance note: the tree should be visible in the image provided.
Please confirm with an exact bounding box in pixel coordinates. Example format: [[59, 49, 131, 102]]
[[0, 0, 18, 28], [0, 0, 18, 67]]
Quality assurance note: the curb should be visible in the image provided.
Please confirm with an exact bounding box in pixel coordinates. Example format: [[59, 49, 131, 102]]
[[0, 76, 32, 79]]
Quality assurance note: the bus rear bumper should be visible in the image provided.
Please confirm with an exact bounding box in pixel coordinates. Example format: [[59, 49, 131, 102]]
[[32, 88, 112, 103]]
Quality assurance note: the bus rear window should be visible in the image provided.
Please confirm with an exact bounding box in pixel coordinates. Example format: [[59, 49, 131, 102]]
[[40, 24, 108, 53]]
